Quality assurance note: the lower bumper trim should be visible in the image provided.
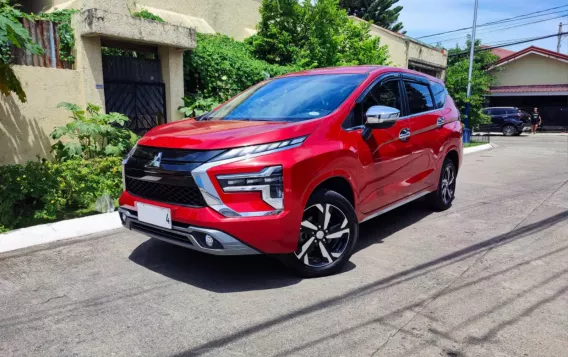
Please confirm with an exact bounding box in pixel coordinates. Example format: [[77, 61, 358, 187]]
[[119, 208, 260, 256]]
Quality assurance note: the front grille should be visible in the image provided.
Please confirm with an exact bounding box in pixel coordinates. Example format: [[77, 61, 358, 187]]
[[126, 177, 206, 207]]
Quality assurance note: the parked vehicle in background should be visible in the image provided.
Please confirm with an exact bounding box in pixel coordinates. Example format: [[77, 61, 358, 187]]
[[119, 66, 463, 277], [480, 107, 530, 136]]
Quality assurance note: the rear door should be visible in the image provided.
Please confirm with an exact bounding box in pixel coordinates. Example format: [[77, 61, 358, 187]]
[[491, 108, 506, 131], [343, 74, 415, 214], [402, 76, 444, 192]]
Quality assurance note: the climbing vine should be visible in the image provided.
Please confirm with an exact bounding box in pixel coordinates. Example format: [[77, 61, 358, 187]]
[[33, 9, 79, 63], [132, 10, 165, 23]]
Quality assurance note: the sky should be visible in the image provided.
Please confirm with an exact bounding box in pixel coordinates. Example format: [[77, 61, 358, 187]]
[[397, 0, 568, 53]]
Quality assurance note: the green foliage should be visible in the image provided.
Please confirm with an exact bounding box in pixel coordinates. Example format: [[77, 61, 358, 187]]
[[0, 157, 123, 231], [445, 39, 499, 129], [50, 102, 139, 161], [34, 9, 78, 63], [248, 0, 389, 68], [179, 94, 219, 118], [340, 0, 404, 32], [184, 33, 298, 103], [132, 9, 165, 23], [0, 0, 43, 102]]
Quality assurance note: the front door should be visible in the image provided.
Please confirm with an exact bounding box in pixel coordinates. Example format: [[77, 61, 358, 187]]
[[345, 77, 415, 214]]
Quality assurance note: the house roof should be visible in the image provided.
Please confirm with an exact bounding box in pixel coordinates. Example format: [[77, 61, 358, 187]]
[[488, 47, 515, 59], [490, 46, 568, 68], [490, 84, 568, 94]]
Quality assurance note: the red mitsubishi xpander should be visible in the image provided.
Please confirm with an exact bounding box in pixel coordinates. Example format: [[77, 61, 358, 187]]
[[119, 66, 463, 277]]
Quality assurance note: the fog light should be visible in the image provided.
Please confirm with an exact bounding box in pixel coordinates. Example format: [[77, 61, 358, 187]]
[[119, 212, 126, 223], [205, 235, 215, 247]]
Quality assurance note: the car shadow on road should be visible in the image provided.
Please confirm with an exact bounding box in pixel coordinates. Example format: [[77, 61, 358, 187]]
[[129, 238, 307, 292]]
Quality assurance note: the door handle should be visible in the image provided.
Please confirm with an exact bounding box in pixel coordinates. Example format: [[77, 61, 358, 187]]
[[437, 117, 445, 128], [399, 128, 411, 141]]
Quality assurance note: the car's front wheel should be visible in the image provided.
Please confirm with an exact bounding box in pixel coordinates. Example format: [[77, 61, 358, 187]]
[[280, 189, 358, 278]]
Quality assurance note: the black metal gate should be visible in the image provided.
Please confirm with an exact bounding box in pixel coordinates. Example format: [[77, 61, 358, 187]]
[[103, 55, 166, 135]]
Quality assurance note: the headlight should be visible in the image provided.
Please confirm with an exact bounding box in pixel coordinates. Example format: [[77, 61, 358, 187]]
[[211, 136, 307, 162], [216, 166, 283, 210]]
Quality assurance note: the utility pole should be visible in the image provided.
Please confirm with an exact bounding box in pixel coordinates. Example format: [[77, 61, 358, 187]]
[[464, 0, 479, 132], [558, 22, 563, 53]]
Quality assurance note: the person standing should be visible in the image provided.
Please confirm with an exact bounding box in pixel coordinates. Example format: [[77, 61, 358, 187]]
[[531, 107, 542, 134]]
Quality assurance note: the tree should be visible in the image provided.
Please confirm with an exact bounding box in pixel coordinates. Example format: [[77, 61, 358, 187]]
[[0, 0, 42, 102], [445, 39, 499, 128], [248, 0, 389, 68], [339, 0, 404, 33]]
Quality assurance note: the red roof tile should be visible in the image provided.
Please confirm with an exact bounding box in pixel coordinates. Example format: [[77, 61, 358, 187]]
[[490, 84, 568, 93]]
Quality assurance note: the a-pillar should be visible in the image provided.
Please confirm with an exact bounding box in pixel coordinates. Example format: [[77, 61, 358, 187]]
[[158, 46, 185, 122]]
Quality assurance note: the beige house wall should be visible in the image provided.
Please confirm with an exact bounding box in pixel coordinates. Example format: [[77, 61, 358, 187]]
[[0, 66, 81, 165], [349, 17, 447, 78], [2, 0, 195, 165], [491, 53, 568, 86]]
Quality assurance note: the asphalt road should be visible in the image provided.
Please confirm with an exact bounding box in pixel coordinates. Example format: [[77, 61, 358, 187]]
[[1, 134, 567, 357]]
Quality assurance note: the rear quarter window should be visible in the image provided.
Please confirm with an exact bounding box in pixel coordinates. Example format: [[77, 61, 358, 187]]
[[430, 82, 447, 109]]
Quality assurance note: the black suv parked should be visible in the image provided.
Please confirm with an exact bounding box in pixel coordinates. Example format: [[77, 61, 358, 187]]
[[480, 107, 530, 136]]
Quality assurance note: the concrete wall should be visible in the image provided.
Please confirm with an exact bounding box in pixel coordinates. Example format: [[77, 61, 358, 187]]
[[350, 16, 447, 77], [137, 0, 261, 40], [0, 66, 81, 165], [29, 0, 260, 40], [492, 53, 568, 86]]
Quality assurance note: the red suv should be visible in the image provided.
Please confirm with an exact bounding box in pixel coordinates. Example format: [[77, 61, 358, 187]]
[[119, 66, 462, 277]]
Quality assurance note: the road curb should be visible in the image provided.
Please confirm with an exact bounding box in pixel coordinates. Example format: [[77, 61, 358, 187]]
[[0, 212, 122, 254], [464, 143, 494, 155]]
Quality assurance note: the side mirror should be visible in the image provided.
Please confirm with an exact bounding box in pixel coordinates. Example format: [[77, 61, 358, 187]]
[[365, 105, 400, 129]]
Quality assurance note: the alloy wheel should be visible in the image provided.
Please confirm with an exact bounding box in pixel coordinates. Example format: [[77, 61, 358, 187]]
[[295, 204, 351, 267], [440, 165, 456, 205]]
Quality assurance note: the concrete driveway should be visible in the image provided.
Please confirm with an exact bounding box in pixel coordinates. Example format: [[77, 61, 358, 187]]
[[1, 135, 567, 357]]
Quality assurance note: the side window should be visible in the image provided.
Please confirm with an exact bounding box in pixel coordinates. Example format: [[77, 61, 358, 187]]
[[349, 79, 403, 128], [493, 108, 506, 115], [404, 81, 435, 115], [430, 82, 447, 109], [505, 108, 517, 115]]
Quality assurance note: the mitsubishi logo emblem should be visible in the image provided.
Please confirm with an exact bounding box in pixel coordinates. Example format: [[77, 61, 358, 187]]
[[148, 152, 162, 168]]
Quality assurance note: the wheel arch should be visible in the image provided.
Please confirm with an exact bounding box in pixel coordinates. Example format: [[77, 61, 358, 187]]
[[445, 149, 459, 171], [303, 173, 357, 211]]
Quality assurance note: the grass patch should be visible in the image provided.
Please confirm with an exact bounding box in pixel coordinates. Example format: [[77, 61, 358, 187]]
[[464, 142, 487, 148]]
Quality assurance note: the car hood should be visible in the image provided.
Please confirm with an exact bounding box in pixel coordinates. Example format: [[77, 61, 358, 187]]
[[138, 118, 322, 150]]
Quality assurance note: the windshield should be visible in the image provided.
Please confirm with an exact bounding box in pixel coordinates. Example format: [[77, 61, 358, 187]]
[[204, 74, 367, 122]]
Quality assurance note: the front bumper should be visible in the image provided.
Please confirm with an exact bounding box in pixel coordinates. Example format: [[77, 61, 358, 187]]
[[119, 208, 260, 255]]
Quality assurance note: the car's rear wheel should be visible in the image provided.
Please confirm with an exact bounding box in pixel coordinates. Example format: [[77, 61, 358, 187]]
[[280, 189, 358, 278], [503, 124, 517, 136], [427, 158, 457, 211]]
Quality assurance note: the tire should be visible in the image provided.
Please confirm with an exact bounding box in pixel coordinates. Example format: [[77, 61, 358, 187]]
[[427, 158, 457, 211], [502, 124, 517, 136], [279, 189, 359, 278]]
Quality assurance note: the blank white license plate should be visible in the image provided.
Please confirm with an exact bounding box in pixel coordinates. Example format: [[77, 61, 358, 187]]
[[136, 202, 172, 229]]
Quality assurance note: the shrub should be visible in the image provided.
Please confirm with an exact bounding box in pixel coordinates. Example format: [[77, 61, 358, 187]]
[[184, 33, 299, 103], [179, 94, 219, 118], [50, 102, 138, 161], [0, 157, 123, 232]]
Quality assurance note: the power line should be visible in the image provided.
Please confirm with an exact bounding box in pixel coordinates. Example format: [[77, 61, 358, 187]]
[[417, 4, 568, 39], [448, 31, 568, 57], [430, 13, 568, 45]]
